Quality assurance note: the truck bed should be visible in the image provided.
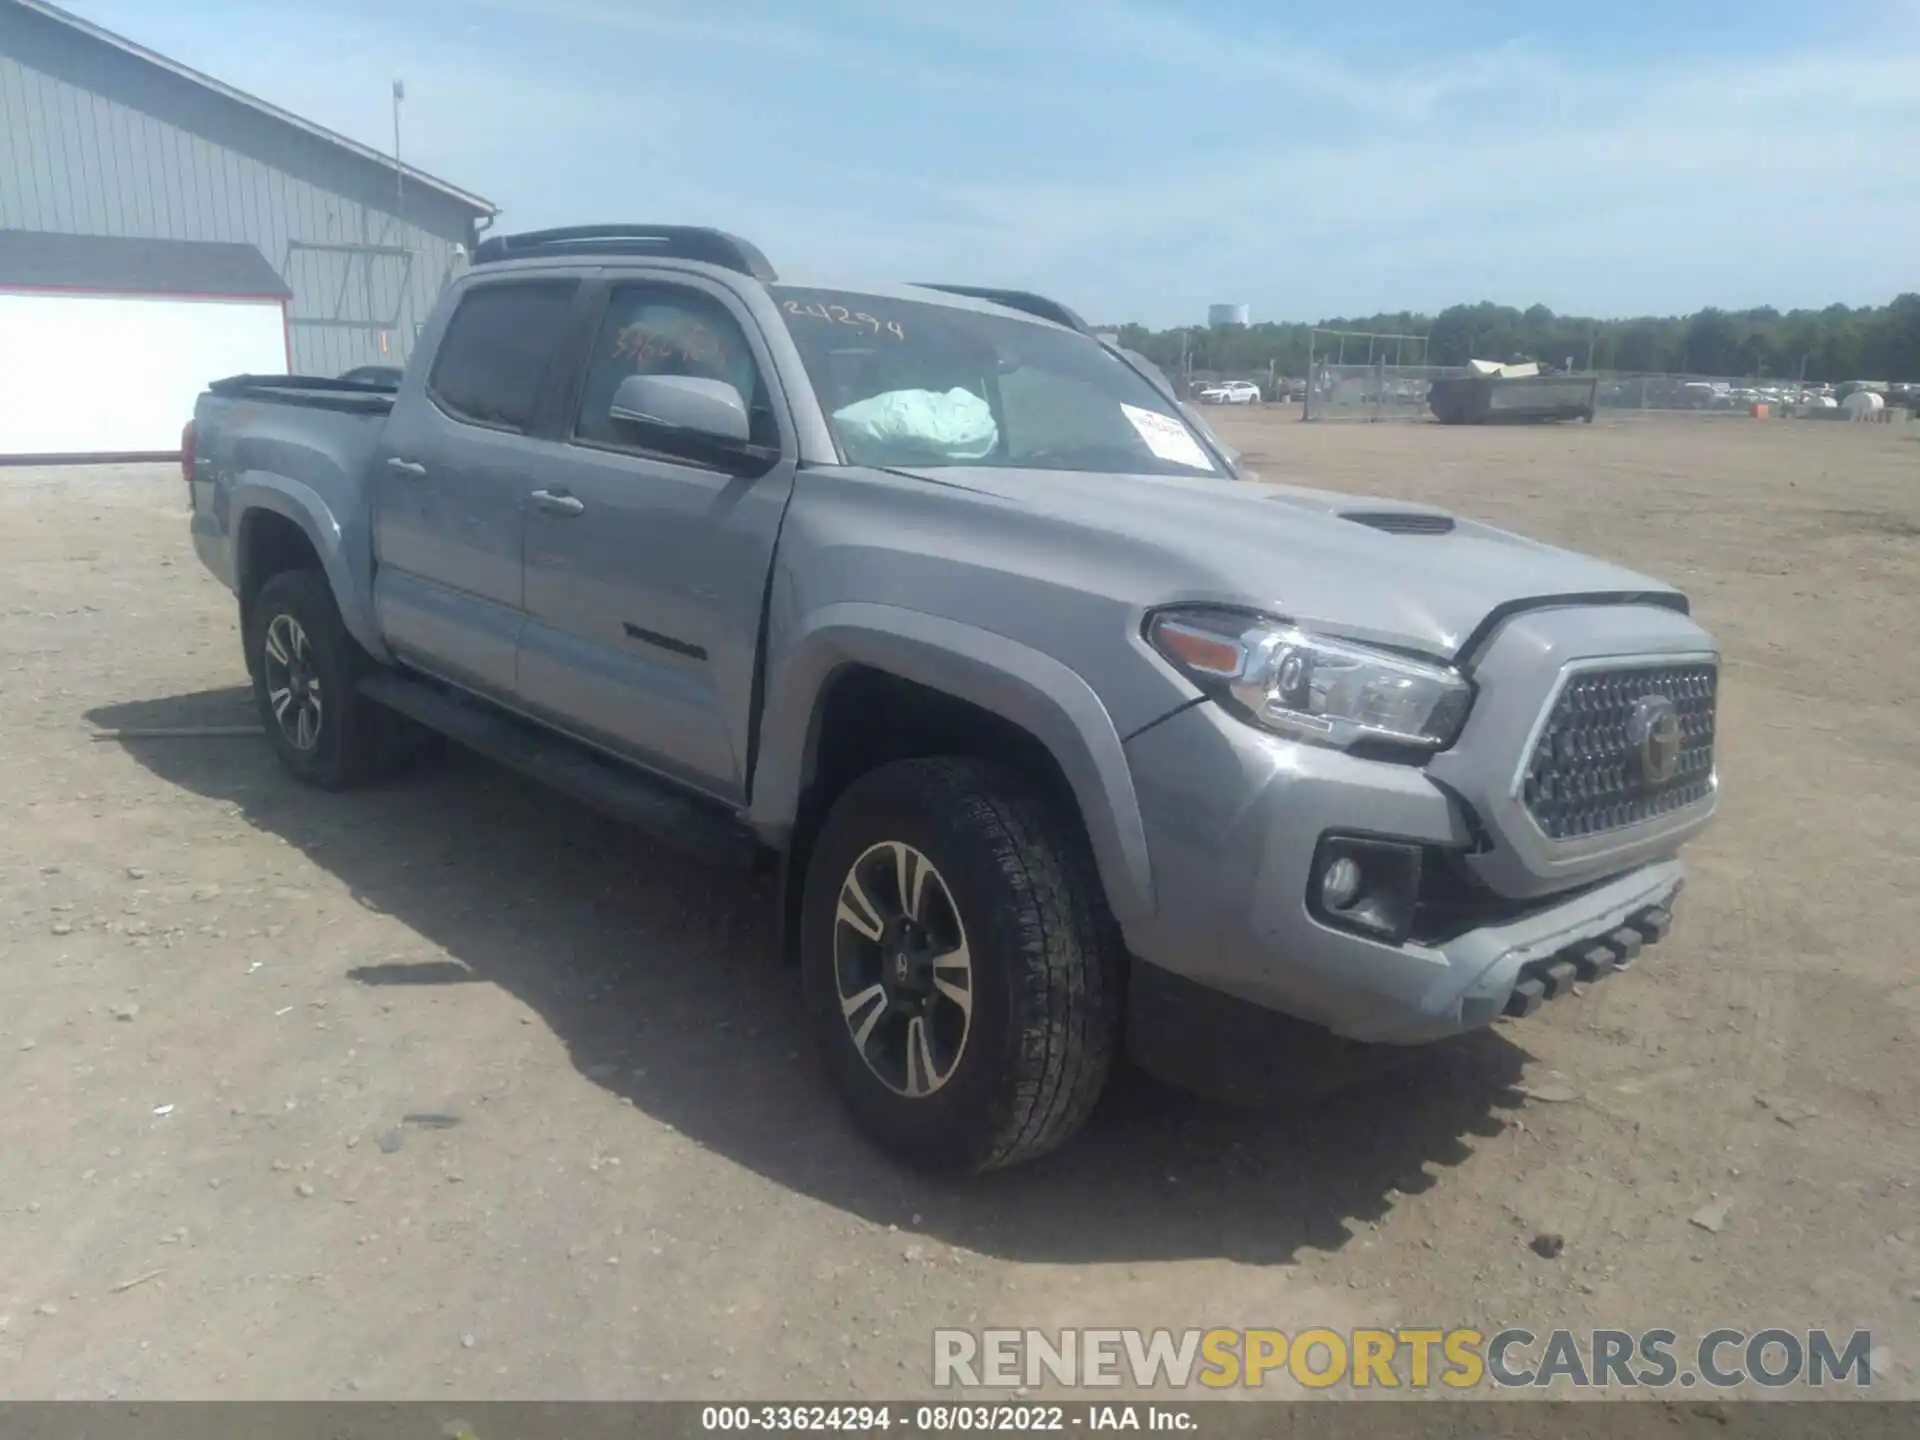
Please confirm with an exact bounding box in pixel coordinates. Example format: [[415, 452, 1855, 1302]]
[[189, 375, 391, 605], [205, 372, 397, 415]]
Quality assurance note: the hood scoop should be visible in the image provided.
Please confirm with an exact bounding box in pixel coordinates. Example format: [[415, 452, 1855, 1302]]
[[1340, 509, 1456, 536]]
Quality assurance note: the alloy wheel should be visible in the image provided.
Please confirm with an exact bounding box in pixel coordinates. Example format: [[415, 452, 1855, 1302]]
[[832, 840, 974, 1098], [262, 613, 324, 752]]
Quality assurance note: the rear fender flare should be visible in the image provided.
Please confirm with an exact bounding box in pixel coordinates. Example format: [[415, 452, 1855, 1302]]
[[748, 603, 1156, 924], [231, 477, 390, 663]]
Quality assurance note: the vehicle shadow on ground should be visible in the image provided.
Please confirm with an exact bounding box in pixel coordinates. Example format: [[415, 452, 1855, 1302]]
[[90, 687, 1534, 1267]]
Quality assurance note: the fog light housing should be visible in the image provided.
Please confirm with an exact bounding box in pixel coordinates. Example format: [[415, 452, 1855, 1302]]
[[1308, 836, 1424, 944], [1319, 856, 1363, 910]]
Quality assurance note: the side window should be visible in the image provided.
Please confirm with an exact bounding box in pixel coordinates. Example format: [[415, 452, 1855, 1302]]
[[573, 284, 779, 461], [427, 281, 578, 433]]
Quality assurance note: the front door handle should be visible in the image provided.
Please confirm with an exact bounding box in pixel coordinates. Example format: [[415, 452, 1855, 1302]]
[[530, 488, 586, 517], [386, 457, 427, 478]]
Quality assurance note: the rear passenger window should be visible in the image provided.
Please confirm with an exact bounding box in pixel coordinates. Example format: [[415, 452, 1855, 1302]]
[[428, 282, 577, 432]]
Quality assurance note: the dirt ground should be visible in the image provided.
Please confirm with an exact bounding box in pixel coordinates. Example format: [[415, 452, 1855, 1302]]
[[1, 411, 1916, 1401]]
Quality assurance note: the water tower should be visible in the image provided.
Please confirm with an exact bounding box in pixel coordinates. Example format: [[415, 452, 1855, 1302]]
[[1208, 303, 1250, 329]]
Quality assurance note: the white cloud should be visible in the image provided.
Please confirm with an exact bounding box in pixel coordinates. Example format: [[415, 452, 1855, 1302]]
[[465, 0, 1093, 104], [782, 13, 1920, 320], [857, 0, 1576, 123], [55, 0, 1920, 323]]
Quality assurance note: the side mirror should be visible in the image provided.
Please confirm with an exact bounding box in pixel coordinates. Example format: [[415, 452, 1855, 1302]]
[[610, 373, 751, 446]]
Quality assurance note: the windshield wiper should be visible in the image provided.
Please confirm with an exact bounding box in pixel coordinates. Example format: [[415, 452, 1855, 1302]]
[[1014, 442, 1198, 473], [812, 459, 1004, 496]]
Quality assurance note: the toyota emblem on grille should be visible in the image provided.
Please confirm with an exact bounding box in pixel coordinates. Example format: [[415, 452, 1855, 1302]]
[[1629, 694, 1682, 783]]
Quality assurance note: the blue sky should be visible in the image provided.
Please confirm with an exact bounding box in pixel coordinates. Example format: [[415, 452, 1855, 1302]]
[[63, 0, 1920, 328]]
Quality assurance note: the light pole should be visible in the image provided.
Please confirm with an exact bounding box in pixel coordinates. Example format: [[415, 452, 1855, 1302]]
[[392, 78, 405, 217]]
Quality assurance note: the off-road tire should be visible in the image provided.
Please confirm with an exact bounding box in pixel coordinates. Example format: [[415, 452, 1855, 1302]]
[[800, 757, 1122, 1173], [245, 569, 421, 789]]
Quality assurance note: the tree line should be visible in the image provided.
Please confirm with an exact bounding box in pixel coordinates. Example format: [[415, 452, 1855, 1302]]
[[1105, 293, 1920, 383]]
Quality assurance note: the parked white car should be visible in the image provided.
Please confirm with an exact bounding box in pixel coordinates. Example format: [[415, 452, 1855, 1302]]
[[1198, 380, 1261, 405]]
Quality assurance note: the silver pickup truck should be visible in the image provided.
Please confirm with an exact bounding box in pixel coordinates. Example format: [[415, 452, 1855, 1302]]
[[185, 224, 1720, 1173]]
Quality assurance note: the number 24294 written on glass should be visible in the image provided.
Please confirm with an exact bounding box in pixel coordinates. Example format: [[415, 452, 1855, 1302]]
[[784, 300, 905, 340]]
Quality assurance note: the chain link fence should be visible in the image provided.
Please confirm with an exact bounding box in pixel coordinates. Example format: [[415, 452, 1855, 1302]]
[[1300, 366, 1842, 421], [1173, 363, 1909, 424], [1594, 373, 1832, 413], [1301, 362, 1470, 421], [1170, 363, 1904, 422]]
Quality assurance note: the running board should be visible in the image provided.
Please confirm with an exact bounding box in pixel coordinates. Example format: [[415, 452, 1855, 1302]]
[[357, 671, 764, 871]]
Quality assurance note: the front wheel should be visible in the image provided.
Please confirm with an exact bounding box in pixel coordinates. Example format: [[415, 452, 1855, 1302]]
[[800, 758, 1121, 1174]]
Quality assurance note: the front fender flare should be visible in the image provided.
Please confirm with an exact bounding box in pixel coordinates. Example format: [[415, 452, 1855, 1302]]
[[747, 603, 1157, 924], [231, 476, 390, 663]]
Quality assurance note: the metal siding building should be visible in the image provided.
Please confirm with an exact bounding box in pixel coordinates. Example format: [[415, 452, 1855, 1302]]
[[0, 0, 496, 377]]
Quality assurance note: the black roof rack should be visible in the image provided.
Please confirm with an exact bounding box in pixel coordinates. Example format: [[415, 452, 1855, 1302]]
[[471, 225, 777, 281], [913, 284, 1090, 333]]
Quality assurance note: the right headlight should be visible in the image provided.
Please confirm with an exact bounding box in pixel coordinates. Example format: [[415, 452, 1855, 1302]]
[[1147, 608, 1471, 754]]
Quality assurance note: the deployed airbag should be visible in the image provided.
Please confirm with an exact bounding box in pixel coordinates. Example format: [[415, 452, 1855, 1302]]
[[832, 387, 998, 460]]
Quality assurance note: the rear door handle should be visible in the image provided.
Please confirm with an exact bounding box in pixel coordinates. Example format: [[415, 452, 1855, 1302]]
[[386, 457, 427, 478], [530, 488, 585, 517]]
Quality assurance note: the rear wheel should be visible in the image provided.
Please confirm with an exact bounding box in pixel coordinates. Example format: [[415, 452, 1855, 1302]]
[[245, 569, 421, 789], [801, 758, 1121, 1173]]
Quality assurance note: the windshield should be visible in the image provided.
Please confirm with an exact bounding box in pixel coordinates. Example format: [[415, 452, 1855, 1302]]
[[772, 286, 1223, 477]]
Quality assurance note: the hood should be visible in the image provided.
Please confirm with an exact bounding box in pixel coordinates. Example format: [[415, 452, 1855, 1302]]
[[887, 465, 1684, 662]]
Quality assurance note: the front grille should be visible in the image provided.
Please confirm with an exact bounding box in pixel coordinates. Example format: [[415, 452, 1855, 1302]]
[[1522, 662, 1717, 839]]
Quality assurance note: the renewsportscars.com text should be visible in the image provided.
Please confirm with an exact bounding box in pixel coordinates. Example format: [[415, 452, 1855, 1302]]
[[932, 1327, 1874, 1391]]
